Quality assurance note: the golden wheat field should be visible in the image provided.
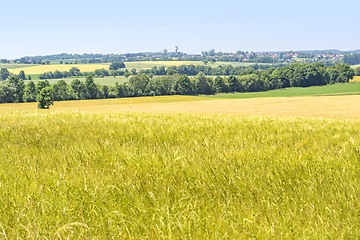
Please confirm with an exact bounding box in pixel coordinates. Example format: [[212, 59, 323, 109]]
[[2, 95, 360, 238], [352, 76, 360, 82], [1, 108, 360, 238], [8, 64, 111, 75], [1, 95, 360, 119]]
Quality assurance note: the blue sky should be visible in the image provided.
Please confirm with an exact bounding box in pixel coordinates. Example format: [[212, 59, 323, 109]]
[[1, 0, 359, 59]]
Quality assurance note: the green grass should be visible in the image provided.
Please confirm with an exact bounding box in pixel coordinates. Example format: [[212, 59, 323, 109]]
[[210, 82, 360, 99], [0, 64, 38, 69], [24, 76, 128, 86], [1, 110, 360, 238]]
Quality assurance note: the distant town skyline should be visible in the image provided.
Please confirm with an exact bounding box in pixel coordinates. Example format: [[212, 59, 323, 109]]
[[1, 0, 359, 59]]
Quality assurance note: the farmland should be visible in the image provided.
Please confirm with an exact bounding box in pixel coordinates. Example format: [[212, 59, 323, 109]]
[[2, 61, 259, 77], [23, 76, 128, 86], [352, 76, 360, 82], [1, 71, 360, 238], [1, 93, 360, 119], [1, 107, 360, 238], [4, 63, 111, 75]]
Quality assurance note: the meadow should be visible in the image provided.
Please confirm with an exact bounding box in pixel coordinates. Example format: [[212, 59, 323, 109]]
[[209, 82, 360, 99], [1, 108, 360, 239], [23, 76, 128, 86]]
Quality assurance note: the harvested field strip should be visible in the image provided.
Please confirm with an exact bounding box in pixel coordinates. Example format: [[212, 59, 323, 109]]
[[1, 95, 360, 119]]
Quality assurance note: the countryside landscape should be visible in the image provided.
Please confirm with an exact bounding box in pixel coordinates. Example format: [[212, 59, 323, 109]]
[[2, 0, 360, 239]]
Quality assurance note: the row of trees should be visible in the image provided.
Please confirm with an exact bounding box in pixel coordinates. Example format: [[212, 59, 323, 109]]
[[138, 63, 283, 76], [38, 62, 126, 79], [36, 63, 281, 80], [343, 53, 360, 65], [1, 69, 30, 81], [0, 63, 354, 104]]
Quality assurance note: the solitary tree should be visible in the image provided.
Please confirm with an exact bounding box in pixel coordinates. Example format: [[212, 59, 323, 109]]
[[37, 87, 54, 109]]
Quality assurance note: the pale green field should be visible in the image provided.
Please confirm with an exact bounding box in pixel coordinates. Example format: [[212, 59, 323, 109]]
[[1, 109, 360, 238], [24, 76, 128, 86], [0, 64, 36, 70]]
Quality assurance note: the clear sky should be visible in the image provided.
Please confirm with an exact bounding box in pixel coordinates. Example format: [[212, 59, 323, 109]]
[[1, 0, 359, 59]]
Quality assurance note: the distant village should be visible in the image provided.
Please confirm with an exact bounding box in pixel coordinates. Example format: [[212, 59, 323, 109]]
[[149, 48, 344, 64], [3, 47, 357, 66]]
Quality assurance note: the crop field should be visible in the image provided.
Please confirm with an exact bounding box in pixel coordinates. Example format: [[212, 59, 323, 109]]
[[24, 76, 128, 86], [6, 63, 111, 75], [2, 94, 360, 119], [1, 83, 360, 238], [1, 108, 360, 238], [352, 76, 360, 82]]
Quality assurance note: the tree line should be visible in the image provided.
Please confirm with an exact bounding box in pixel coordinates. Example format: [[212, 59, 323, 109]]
[[343, 53, 360, 65], [36, 63, 280, 80], [0, 62, 354, 104]]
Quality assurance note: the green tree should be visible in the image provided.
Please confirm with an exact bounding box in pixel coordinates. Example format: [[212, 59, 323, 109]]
[[335, 63, 354, 82], [101, 85, 109, 98], [0, 68, 10, 80], [53, 80, 68, 101], [129, 74, 149, 96], [203, 60, 208, 65], [69, 67, 81, 76], [214, 76, 227, 93], [109, 62, 125, 70], [70, 79, 86, 99], [355, 67, 360, 76], [9, 76, 25, 103], [36, 80, 50, 94], [195, 72, 213, 94], [166, 69, 177, 76], [228, 75, 240, 92], [84, 74, 98, 99], [124, 70, 131, 78], [0, 80, 16, 103], [172, 74, 194, 95], [23, 81, 37, 102], [114, 82, 126, 98], [37, 87, 54, 109], [18, 70, 26, 80]]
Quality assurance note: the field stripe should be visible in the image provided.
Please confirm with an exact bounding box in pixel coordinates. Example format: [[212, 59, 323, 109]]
[[1, 95, 360, 119]]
